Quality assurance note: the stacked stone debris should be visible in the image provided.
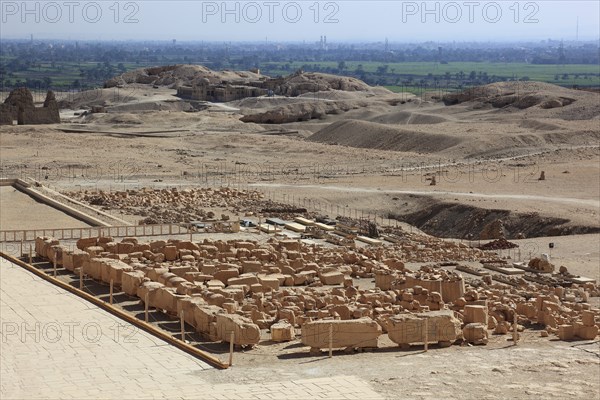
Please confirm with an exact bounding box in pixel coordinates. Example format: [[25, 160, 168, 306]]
[[479, 238, 519, 250], [63, 187, 317, 224], [33, 235, 599, 353]]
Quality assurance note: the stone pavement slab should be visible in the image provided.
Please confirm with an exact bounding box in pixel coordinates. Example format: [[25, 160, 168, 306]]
[[0, 259, 383, 399]]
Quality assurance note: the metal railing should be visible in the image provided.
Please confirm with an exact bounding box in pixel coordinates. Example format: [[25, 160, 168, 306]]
[[0, 223, 192, 242]]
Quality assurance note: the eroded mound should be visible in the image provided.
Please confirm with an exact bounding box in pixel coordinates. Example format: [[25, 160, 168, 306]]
[[308, 119, 463, 153], [443, 81, 578, 110], [57, 87, 140, 109], [240, 100, 368, 124], [104, 64, 263, 89], [276, 71, 376, 96], [103, 65, 379, 100], [368, 111, 447, 125]]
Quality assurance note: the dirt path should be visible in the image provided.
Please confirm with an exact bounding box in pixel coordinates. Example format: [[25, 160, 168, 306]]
[[250, 183, 600, 207]]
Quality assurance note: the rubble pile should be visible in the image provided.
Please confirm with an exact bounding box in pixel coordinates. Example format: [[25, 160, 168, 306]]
[[479, 238, 519, 250], [33, 234, 599, 354], [63, 187, 313, 224]]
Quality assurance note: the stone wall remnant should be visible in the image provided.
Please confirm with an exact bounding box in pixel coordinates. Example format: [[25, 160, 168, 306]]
[[0, 88, 60, 125]]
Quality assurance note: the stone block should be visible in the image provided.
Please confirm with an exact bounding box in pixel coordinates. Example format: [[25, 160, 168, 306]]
[[215, 314, 261, 346], [278, 308, 297, 326], [38, 238, 59, 259], [116, 242, 135, 254], [158, 272, 177, 286], [136, 281, 164, 306], [320, 271, 345, 285], [146, 267, 169, 282], [201, 264, 217, 275], [176, 241, 200, 251], [375, 273, 394, 290], [170, 266, 197, 278], [330, 305, 352, 320], [494, 321, 510, 334], [97, 236, 113, 245], [155, 287, 186, 315], [193, 305, 224, 335], [464, 305, 488, 325], [207, 279, 225, 289], [85, 246, 104, 257], [558, 324, 575, 341], [83, 258, 104, 280], [271, 321, 295, 342], [34, 236, 48, 257], [163, 245, 178, 261], [280, 240, 301, 252], [242, 261, 263, 274], [227, 274, 260, 287], [582, 310, 596, 327], [387, 310, 462, 345], [214, 268, 240, 284], [258, 275, 280, 291], [47, 245, 68, 266], [250, 283, 265, 293], [100, 259, 133, 286], [516, 302, 537, 319], [122, 237, 138, 245], [301, 318, 381, 350], [575, 323, 598, 340], [177, 296, 206, 326], [122, 270, 146, 296], [149, 240, 166, 252], [76, 237, 97, 251], [463, 323, 488, 344], [235, 241, 256, 250], [222, 302, 237, 314]]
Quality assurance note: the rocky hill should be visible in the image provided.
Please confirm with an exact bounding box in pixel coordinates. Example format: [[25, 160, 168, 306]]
[[104, 65, 377, 98]]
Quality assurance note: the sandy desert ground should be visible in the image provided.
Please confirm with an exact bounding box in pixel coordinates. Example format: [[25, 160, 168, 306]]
[[0, 73, 599, 399], [1, 81, 598, 238]]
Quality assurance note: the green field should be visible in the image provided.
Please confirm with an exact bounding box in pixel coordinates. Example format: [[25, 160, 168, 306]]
[[2, 58, 599, 90], [1, 59, 153, 89], [262, 61, 600, 87]]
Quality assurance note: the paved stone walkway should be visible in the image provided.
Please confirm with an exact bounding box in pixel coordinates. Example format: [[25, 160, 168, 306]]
[[0, 259, 383, 399]]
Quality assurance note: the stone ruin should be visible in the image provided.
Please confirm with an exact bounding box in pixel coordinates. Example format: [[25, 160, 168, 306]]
[[63, 187, 311, 225], [0, 87, 60, 125], [33, 235, 599, 355]]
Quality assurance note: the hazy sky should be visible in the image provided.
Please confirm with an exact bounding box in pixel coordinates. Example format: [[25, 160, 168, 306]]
[[1, 1, 599, 42]]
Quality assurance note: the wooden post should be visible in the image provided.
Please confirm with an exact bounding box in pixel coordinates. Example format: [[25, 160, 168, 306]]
[[424, 318, 429, 352], [20, 239, 23, 257], [109, 279, 114, 305], [28, 245, 32, 264], [145, 293, 149, 323], [229, 331, 234, 366], [189, 230, 193, 242], [328, 324, 333, 358], [180, 310, 185, 341], [79, 267, 83, 290], [513, 317, 519, 345], [53, 258, 57, 277]]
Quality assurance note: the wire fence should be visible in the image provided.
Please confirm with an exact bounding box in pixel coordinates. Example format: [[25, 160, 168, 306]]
[[0, 223, 192, 243]]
